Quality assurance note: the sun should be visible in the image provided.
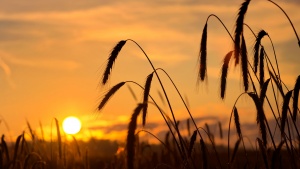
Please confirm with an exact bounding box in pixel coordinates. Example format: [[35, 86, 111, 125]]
[[62, 116, 82, 135]]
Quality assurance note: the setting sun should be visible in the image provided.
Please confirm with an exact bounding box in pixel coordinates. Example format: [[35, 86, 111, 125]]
[[62, 116, 82, 135]]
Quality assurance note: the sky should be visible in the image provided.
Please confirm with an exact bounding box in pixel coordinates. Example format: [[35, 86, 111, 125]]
[[0, 0, 299, 146]]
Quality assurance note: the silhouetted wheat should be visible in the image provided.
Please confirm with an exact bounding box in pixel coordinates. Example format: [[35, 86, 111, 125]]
[[102, 40, 127, 85], [292, 76, 300, 121], [12, 134, 23, 168], [269, 69, 284, 97], [260, 78, 271, 105], [234, 0, 250, 65], [188, 130, 197, 158], [98, 82, 126, 111], [281, 90, 293, 137], [254, 30, 267, 73], [248, 93, 267, 146], [220, 51, 233, 99], [241, 34, 249, 91], [257, 138, 269, 169], [54, 118, 62, 160], [271, 141, 284, 169], [127, 104, 144, 169], [1, 135, 9, 162], [199, 23, 207, 81], [259, 47, 265, 88], [142, 73, 154, 127], [233, 107, 242, 138], [230, 137, 241, 164], [200, 138, 208, 169]]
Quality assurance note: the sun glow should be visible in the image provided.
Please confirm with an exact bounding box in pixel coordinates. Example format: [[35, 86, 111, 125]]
[[62, 116, 82, 135]]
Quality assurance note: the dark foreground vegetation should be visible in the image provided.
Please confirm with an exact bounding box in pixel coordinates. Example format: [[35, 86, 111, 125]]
[[98, 0, 300, 169], [1, 0, 299, 168]]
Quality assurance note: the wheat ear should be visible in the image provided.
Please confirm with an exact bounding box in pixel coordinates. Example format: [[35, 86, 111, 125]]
[[253, 30, 267, 73], [233, 107, 242, 138], [248, 93, 267, 146], [102, 40, 127, 85], [188, 130, 197, 158], [220, 51, 233, 99], [199, 23, 207, 81], [142, 73, 154, 126], [98, 82, 126, 111], [234, 0, 251, 65]]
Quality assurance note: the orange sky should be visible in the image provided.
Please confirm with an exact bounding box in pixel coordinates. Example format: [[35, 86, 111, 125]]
[[0, 0, 299, 145]]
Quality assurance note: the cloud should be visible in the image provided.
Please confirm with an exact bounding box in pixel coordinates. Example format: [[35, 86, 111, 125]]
[[0, 50, 80, 71]]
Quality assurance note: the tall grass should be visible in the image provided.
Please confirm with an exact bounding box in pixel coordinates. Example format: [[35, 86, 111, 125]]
[[98, 0, 299, 168]]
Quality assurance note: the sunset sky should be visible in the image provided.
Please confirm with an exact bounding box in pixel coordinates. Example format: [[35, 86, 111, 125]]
[[0, 0, 299, 145]]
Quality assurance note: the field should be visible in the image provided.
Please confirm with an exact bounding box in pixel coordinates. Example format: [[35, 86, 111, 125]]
[[1, 0, 300, 169]]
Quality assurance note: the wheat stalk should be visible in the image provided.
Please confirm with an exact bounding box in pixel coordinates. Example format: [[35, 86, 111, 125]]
[[253, 30, 267, 73], [259, 47, 265, 88], [257, 138, 269, 169], [281, 90, 293, 137], [188, 130, 197, 158], [54, 118, 62, 160], [102, 40, 126, 85], [248, 93, 267, 146], [127, 104, 144, 169], [199, 23, 208, 81], [220, 51, 233, 99], [241, 34, 249, 91], [142, 73, 154, 126], [200, 138, 208, 169], [98, 82, 126, 111], [233, 107, 242, 138], [230, 137, 241, 164], [259, 78, 271, 105], [234, 0, 250, 65], [1, 135, 10, 162]]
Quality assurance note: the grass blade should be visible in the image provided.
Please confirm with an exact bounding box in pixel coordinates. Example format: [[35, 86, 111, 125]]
[[102, 40, 127, 85], [98, 82, 126, 111]]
